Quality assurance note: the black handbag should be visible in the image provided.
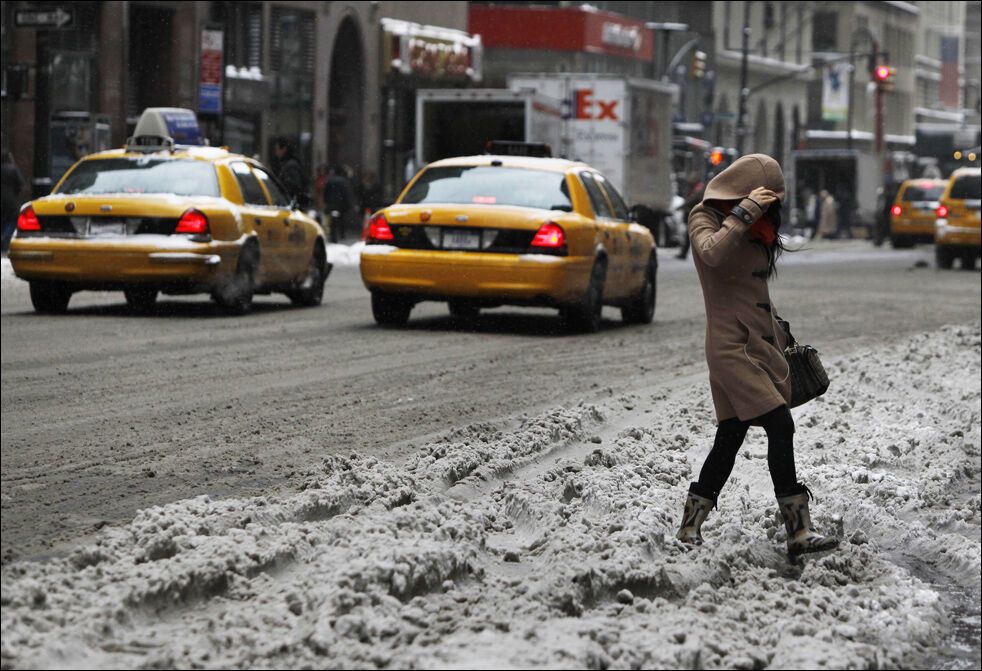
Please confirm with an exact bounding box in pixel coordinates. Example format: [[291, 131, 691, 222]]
[[777, 319, 830, 408]]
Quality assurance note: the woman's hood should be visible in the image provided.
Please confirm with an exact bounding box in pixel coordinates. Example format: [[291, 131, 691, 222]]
[[703, 154, 786, 203]]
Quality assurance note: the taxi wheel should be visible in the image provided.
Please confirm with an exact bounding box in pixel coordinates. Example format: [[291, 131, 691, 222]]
[[124, 288, 158, 315], [288, 247, 327, 307], [622, 259, 657, 325], [448, 300, 480, 319], [935, 246, 955, 270], [217, 246, 257, 315], [29, 281, 72, 314], [890, 235, 914, 249], [961, 251, 978, 270], [372, 291, 413, 326], [563, 257, 606, 334]]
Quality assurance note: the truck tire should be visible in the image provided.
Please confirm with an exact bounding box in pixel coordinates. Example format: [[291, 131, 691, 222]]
[[29, 281, 72, 314]]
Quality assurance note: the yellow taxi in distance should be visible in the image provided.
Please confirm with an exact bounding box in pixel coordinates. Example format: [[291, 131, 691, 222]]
[[10, 108, 329, 315], [934, 167, 981, 270], [359, 150, 657, 332], [888, 178, 947, 248]]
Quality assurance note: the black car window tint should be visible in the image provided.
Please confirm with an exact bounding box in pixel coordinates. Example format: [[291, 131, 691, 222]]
[[595, 173, 630, 220], [580, 172, 613, 219], [253, 166, 292, 207], [231, 162, 270, 205]]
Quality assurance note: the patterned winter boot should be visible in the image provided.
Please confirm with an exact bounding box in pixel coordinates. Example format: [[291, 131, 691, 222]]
[[776, 484, 839, 558], [676, 485, 716, 545]]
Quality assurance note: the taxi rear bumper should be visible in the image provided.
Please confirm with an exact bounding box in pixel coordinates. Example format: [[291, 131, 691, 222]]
[[935, 222, 982, 248], [359, 246, 594, 306], [8, 235, 239, 287]]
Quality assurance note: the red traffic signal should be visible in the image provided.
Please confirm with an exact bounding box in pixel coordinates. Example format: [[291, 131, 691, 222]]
[[874, 65, 896, 92], [709, 150, 724, 166]]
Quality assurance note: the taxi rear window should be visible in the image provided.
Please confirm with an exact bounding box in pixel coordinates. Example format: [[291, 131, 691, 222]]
[[401, 166, 573, 212], [57, 158, 220, 197], [901, 184, 944, 201], [949, 175, 981, 200]]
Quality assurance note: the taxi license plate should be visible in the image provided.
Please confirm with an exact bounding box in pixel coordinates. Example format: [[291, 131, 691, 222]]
[[88, 221, 126, 236], [443, 229, 480, 250]]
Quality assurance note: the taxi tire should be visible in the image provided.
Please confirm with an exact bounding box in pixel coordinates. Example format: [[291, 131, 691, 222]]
[[124, 288, 158, 315], [622, 258, 657, 325], [288, 245, 327, 307], [960, 250, 978, 270], [563, 257, 606, 334], [29, 281, 72, 314], [448, 300, 480, 319], [935, 245, 955, 270], [890, 234, 914, 249], [372, 291, 413, 326], [217, 245, 257, 315]]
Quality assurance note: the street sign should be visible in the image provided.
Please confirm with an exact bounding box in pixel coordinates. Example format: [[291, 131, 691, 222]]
[[15, 7, 75, 29]]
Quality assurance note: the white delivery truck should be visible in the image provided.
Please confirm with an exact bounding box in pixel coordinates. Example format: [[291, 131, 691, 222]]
[[508, 74, 679, 241], [415, 88, 564, 165]]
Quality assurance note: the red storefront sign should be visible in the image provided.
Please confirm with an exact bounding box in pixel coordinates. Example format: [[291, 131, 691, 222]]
[[468, 5, 654, 61]]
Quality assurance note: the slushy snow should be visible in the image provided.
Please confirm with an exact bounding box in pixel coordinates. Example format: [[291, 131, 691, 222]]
[[1, 323, 979, 669]]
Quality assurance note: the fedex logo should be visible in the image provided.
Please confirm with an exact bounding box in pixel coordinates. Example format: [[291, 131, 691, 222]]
[[572, 89, 619, 121]]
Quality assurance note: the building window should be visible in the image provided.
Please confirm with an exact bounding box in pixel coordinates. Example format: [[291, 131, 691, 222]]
[[812, 11, 837, 53], [216, 2, 262, 70]]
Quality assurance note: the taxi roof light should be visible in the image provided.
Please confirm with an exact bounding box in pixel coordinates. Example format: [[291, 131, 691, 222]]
[[17, 205, 41, 232]]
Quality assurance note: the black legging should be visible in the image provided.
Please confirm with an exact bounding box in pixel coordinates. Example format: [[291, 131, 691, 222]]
[[692, 405, 798, 499]]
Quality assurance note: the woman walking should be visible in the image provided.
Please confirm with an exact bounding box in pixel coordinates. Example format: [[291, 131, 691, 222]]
[[676, 154, 838, 558]]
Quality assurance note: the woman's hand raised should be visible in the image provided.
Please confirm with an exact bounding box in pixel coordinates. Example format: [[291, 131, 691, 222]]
[[747, 187, 779, 210]]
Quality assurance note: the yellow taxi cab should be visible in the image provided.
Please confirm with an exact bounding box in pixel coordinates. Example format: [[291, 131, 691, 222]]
[[359, 144, 656, 332], [10, 108, 329, 314], [934, 167, 981, 269], [888, 178, 947, 248]]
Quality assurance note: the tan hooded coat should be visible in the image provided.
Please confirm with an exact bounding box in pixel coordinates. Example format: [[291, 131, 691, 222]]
[[688, 154, 792, 423]]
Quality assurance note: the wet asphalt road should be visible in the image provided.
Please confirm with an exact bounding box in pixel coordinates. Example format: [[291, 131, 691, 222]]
[[2, 241, 980, 560]]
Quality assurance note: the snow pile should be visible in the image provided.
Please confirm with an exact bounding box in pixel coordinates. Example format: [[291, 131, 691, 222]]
[[2, 324, 979, 669], [327, 242, 364, 267]]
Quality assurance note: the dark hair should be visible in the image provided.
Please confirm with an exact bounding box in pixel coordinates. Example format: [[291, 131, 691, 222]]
[[752, 202, 789, 280]]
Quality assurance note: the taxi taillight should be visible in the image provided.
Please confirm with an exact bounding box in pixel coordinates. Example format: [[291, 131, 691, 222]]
[[175, 209, 209, 235], [891, 205, 902, 217], [936, 205, 949, 218], [367, 212, 394, 242], [531, 221, 566, 249], [17, 206, 41, 232]]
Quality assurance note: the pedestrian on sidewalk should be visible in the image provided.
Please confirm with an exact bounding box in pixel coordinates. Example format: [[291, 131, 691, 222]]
[[675, 153, 839, 558], [814, 189, 838, 240]]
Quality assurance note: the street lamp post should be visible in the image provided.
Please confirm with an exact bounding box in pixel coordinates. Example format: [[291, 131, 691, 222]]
[[735, 1, 751, 155], [645, 22, 689, 81], [846, 27, 878, 151]]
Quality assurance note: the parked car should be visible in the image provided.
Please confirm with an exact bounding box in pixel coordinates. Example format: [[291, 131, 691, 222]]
[[10, 108, 329, 314], [888, 178, 947, 248], [934, 167, 981, 270], [359, 150, 657, 332]]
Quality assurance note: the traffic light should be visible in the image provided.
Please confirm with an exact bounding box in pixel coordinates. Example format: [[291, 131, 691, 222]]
[[690, 50, 707, 79], [709, 149, 724, 166], [874, 65, 896, 92]]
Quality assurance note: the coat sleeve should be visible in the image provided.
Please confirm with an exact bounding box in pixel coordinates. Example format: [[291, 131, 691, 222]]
[[689, 198, 763, 267]]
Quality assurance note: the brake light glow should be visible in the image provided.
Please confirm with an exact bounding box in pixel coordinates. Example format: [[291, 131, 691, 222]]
[[891, 205, 902, 217], [367, 212, 394, 242], [936, 205, 949, 218], [531, 221, 566, 248], [17, 206, 41, 232], [175, 209, 209, 235]]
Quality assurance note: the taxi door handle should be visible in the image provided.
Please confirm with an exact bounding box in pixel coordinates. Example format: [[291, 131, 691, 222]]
[[254, 218, 262, 225], [282, 218, 290, 226]]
